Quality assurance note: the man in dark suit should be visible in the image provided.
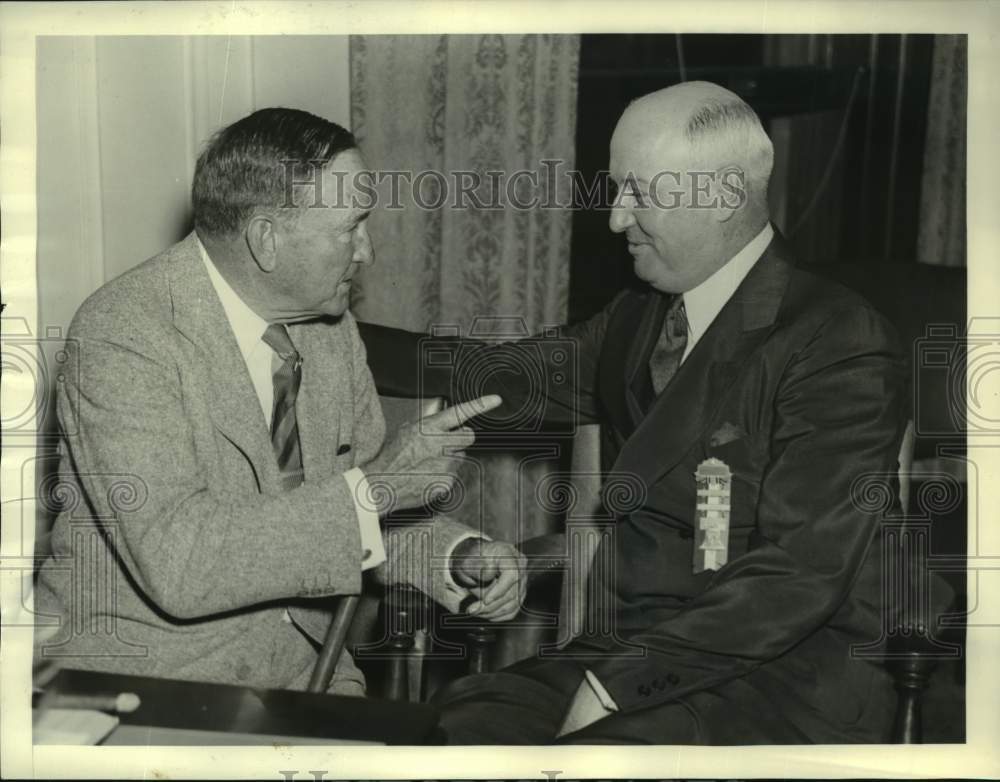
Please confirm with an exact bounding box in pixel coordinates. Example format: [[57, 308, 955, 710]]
[[33, 108, 526, 694], [363, 81, 908, 742]]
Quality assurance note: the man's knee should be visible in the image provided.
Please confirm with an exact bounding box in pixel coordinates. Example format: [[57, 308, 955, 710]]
[[431, 665, 581, 745], [555, 700, 701, 745], [431, 672, 499, 706]]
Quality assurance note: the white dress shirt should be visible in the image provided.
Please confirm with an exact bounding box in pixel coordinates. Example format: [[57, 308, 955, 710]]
[[583, 222, 774, 715], [197, 238, 386, 572], [679, 222, 774, 363]]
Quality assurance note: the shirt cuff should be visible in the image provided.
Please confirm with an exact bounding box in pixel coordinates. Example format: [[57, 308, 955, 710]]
[[343, 467, 386, 571], [584, 669, 620, 712], [442, 531, 491, 596]]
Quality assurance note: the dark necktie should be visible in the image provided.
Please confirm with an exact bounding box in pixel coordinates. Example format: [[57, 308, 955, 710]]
[[648, 295, 689, 396], [262, 324, 304, 490]]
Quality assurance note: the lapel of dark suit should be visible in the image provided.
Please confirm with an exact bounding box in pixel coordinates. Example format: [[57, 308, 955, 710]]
[[611, 236, 793, 489], [165, 232, 277, 491], [624, 291, 671, 427], [598, 288, 651, 437]]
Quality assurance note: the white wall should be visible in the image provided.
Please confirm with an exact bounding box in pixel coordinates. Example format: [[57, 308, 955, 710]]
[[36, 35, 351, 335]]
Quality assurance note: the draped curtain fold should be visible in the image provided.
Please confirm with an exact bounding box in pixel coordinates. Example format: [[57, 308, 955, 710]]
[[350, 34, 578, 330], [917, 35, 967, 268], [349, 35, 580, 596]]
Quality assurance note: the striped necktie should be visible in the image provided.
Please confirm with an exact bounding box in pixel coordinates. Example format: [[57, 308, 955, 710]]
[[648, 295, 689, 396], [262, 324, 304, 490]]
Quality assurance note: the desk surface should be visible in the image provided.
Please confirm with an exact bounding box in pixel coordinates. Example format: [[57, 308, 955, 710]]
[[39, 668, 441, 746], [105, 724, 377, 746]]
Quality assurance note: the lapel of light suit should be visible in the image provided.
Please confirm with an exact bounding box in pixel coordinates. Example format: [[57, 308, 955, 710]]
[[287, 322, 341, 482], [166, 232, 277, 491], [611, 237, 793, 490]]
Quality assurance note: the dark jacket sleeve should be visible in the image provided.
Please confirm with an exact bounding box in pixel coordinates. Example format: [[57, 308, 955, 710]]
[[357, 292, 630, 431], [586, 304, 908, 711]]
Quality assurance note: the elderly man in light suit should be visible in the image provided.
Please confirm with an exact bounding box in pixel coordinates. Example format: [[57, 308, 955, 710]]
[[34, 109, 524, 694]]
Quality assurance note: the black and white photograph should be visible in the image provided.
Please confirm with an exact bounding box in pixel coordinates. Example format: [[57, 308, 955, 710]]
[[1, 1, 997, 779]]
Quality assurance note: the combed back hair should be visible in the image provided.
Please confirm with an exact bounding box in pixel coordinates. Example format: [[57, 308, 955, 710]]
[[192, 107, 356, 237], [683, 97, 774, 207]]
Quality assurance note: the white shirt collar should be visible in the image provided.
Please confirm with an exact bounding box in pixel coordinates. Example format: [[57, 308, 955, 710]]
[[680, 223, 774, 360], [197, 235, 269, 362]]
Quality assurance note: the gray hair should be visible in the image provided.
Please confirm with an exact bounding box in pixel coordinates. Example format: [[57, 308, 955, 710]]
[[683, 97, 774, 209]]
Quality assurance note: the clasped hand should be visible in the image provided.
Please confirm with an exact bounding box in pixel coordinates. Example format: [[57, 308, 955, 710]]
[[450, 537, 527, 622], [363, 394, 525, 621]]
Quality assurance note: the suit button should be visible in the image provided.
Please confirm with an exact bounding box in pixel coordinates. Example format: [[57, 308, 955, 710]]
[[236, 663, 252, 681], [637, 684, 652, 697], [362, 548, 372, 562], [666, 673, 680, 685]]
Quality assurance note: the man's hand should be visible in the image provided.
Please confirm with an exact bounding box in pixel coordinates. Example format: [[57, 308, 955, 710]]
[[362, 395, 502, 516], [451, 538, 527, 622]]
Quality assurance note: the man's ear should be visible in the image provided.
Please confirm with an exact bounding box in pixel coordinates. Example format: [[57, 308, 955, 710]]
[[245, 215, 278, 273], [715, 165, 747, 224]]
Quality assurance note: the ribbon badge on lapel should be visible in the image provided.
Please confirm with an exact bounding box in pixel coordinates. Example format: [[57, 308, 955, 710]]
[[694, 457, 731, 573]]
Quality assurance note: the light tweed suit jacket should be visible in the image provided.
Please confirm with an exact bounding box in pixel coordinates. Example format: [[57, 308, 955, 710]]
[[35, 232, 472, 693]]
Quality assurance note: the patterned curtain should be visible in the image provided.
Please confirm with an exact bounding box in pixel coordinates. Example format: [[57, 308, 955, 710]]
[[917, 35, 967, 267], [349, 35, 580, 651]]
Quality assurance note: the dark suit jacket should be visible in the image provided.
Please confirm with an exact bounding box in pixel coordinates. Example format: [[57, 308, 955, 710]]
[[361, 232, 908, 741], [567, 237, 907, 739]]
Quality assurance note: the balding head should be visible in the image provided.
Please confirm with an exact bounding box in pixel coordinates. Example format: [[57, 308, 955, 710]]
[[615, 81, 773, 218], [608, 81, 774, 293]]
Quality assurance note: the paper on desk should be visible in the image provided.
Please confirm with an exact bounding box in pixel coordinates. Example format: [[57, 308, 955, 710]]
[[33, 708, 119, 745]]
